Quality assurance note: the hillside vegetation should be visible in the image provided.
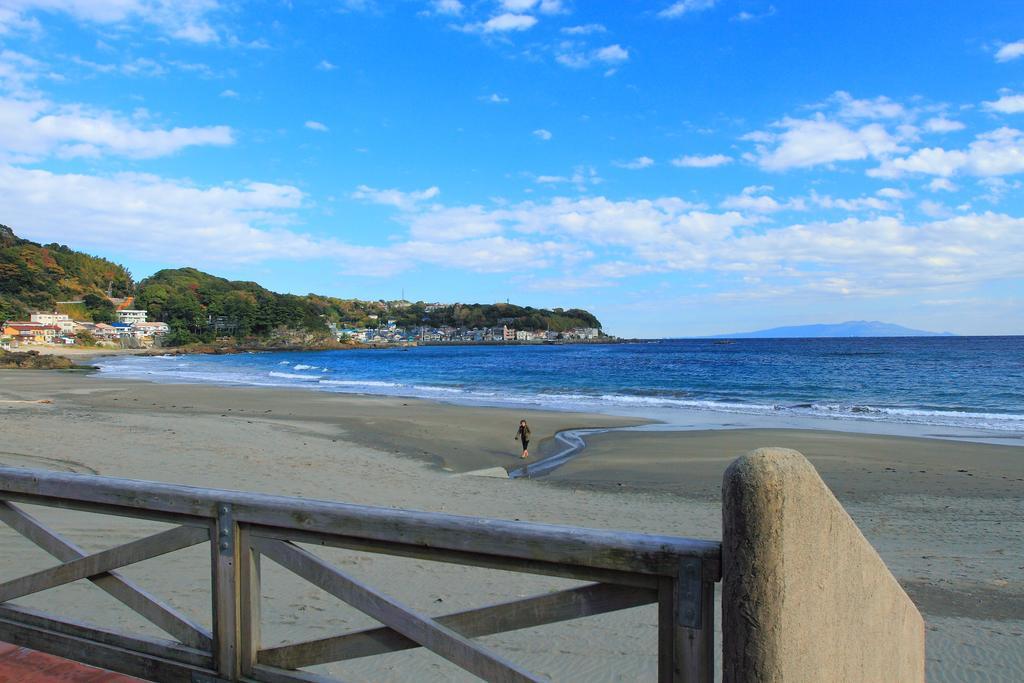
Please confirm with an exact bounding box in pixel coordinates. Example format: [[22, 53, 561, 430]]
[[0, 224, 133, 323], [2, 225, 601, 344], [137, 268, 601, 344]]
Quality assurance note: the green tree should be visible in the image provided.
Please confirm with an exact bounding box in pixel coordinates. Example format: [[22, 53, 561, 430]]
[[83, 293, 116, 323]]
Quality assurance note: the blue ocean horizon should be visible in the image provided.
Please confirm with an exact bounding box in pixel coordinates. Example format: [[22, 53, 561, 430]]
[[95, 337, 1024, 435]]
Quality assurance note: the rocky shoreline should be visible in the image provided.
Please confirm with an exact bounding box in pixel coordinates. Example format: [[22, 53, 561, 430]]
[[0, 350, 96, 370]]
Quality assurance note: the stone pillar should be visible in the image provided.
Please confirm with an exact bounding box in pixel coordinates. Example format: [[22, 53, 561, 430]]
[[722, 448, 924, 682]]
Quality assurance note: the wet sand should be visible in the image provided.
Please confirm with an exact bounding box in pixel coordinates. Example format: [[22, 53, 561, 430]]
[[0, 370, 1021, 681], [546, 428, 1024, 501]]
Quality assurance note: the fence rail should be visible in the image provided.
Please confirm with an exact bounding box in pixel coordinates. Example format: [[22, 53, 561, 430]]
[[0, 466, 720, 682]]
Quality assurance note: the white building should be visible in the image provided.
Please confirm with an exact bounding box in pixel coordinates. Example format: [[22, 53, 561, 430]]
[[30, 311, 77, 334], [565, 327, 600, 340], [132, 321, 170, 338], [117, 309, 148, 325]]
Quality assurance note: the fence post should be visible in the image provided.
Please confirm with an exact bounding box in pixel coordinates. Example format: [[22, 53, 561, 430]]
[[721, 448, 925, 682], [238, 525, 261, 677], [659, 558, 714, 682], [213, 503, 240, 680]]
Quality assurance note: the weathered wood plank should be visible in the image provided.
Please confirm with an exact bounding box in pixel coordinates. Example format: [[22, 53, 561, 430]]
[[676, 580, 715, 683], [213, 505, 240, 679], [0, 466, 721, 579], [238, 524, 261, 677], [0, 602, 212, 669], [659, 575, 715, 683], [255, 537, 545, 683], [0, 491, 208, 528], [0, 501, 212, 650], [0, 609, 215, 682], [0, 524, 209, 603], [250, 663, 349, 683], [250, 525, 660, 589], [260, 582, 657, 669], [658, 577, 675, 683]]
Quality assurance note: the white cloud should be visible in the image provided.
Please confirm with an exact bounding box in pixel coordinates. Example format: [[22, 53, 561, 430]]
[[16, 165, 1020, 298], [720, 186, 790, 213], [870, 127, 1024, 178], [658, 0, 717, 19], [0, 96, 233, 161], [671, 153, 732, 168], [538, 0, 565, 14], [876, 187, 910, 200], [0, 49, 45, 96], [532, 128, 552, 140], [808, 191, 894, 212], [562, 23, 605, 35], [830, 91, 905, 120], [995, 40, 1024, 63], [316, 60, 338, 71], [594, 44, 629, 62], [304, 120, 329, 132], [0, 164, 311, 266], [982, 93, 1024, 114], [924, 116, 965, 133], [338, 0, 377, 12], [0, 0, 223, 43], [725, 212, 1024, 291], [732, 5, 776, 21], [977, 177, 1021, 204], [928, 178, 958, 193], [614, 156, 654, 170], [918, 200, 950, 218], [461, 12, 537, 33], [748, 113, 906, 171], [219, 89, 239, 98], [431, 0, 464, 15], [479, 92, 509, 104], [172, 22, 217, 43], [500, 0, 537, 10], [72, 55, 168, 78], [0, 7, 42, 36], [351, 184, 440, 211], [720, 187, 896, 215], [556, 43, 630, 69], [533, 166, 602, 190]]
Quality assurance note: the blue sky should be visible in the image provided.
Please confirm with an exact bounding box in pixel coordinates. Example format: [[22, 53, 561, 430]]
[[1, 1, 1023, 336]]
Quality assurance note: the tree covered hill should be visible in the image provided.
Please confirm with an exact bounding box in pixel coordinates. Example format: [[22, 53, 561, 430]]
[[1, 225, 602, 343], [137, 267, 602, 343], [0, 224, 133, 322]]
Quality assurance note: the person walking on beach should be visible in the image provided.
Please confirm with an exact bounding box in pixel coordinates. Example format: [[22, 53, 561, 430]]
[[515, 419, 531, 459]]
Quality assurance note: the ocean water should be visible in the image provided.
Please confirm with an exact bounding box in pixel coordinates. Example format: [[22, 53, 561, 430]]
[[94, 337, 1024, 434]]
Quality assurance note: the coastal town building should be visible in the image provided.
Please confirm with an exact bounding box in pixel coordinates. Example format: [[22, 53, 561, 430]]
[[132, 322, 170, 338], [564, 327, 600, 340], [116, 309, 148, 325], [92, 323, 122, 340], [325, 322, 605, 346], [29, 311, 78, 334], [2, 309, 170, 349], [2, 322, 61, 343]]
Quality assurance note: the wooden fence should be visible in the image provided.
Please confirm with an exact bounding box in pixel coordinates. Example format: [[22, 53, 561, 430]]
[[0, 466, 721, 682]]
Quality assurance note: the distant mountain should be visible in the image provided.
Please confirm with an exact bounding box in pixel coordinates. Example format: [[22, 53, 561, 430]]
[[712, 321, 955, 339]]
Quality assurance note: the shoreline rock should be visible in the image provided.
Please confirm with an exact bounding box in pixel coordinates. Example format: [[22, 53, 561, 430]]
[[0, 350, 96, 370]]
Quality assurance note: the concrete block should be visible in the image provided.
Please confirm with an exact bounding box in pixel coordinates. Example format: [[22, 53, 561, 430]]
[[722, 448, 925, 683]]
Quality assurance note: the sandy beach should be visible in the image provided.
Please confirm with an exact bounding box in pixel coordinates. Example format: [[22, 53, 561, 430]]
[[0, 370, 1021, 681]]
